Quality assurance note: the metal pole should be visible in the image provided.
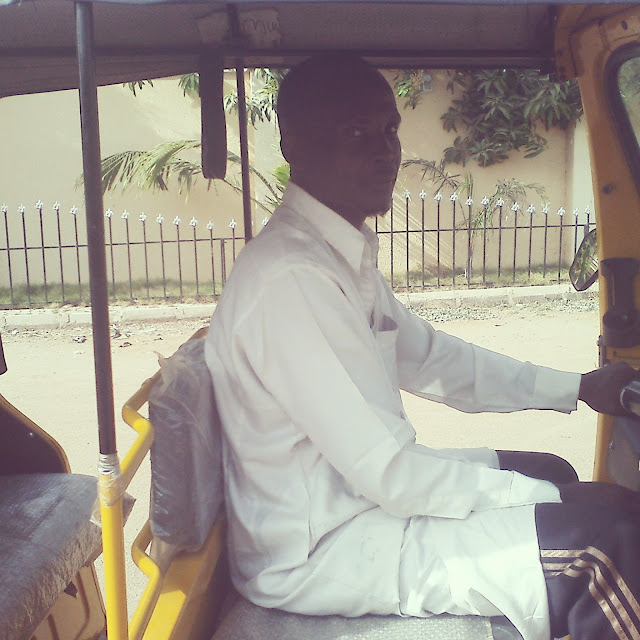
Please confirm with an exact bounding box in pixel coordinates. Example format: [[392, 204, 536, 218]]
[[76, 5, 129, 639], [236, 62, 253, 242], [76, 2, 116, 456]]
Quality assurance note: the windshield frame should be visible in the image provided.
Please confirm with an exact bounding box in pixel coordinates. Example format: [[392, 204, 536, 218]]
[[605, 42, 640, 195]]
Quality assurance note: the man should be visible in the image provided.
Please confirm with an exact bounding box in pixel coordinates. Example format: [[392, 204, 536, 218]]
[[205, 54, 640, 640]]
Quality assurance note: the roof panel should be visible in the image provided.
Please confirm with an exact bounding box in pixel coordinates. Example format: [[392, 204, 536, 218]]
[[0, 0, 629, 97]]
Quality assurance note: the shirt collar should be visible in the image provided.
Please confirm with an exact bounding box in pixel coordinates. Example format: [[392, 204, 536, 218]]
[[280, 182, 379, 273]]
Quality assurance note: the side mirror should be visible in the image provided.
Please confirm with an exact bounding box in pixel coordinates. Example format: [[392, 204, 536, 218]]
[[0, 332, 6, 375], [570, 229, 598, 291]]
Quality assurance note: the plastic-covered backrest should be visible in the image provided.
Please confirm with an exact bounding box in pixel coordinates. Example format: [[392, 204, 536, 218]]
[[148, 337, 223, 551]]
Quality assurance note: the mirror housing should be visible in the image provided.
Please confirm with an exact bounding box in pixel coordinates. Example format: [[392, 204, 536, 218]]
[[0, 332, 5, 375], [570, 229, 598, 291]]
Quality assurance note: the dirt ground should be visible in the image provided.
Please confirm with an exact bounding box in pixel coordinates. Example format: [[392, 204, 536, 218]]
[[0, 297, 602, 613]]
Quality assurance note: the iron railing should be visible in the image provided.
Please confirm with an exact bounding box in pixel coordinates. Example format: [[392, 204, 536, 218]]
[[0, 193, 595, 310], [375, 191, 595, 291]]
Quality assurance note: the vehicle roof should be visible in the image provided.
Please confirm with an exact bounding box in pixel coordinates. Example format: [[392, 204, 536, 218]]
[[0, 0, 633, 97]]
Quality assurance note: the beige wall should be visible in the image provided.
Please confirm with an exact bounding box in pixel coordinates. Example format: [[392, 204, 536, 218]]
[[1, 69, 594, 289], [0, 75, 252, 289]]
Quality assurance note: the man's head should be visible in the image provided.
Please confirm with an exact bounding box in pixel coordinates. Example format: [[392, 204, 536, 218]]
[[276, 54, 402, 228]]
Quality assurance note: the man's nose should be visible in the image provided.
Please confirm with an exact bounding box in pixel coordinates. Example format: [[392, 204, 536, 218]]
[[369, 132, 400, 159]]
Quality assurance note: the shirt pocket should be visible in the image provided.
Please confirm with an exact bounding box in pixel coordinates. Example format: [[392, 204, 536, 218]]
[[375, 316, 399, 389]]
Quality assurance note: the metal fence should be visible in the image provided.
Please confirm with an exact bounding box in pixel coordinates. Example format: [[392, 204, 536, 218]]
[[376, 191, 595, 291], [0, 193, 595, 310]]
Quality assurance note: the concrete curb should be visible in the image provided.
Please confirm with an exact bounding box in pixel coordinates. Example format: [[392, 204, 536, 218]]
[[396, 283, 596, 308], [2, 284, 597, 331], [1, 303, 216, 331]]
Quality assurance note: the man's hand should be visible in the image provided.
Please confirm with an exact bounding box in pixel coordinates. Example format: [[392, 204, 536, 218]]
[[579, 362, 637, 415], [558, 481, 640, 515]]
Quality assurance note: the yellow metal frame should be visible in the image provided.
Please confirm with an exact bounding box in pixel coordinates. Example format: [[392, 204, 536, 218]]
[[99, 374, 158, 640], [556, 5, 640, 481]]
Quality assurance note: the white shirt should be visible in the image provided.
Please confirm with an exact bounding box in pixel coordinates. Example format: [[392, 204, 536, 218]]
[[205, 183, 582, 640]]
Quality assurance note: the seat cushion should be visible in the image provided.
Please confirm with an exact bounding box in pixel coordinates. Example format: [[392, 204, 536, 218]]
[[211, 593, 523, 640], [0, 473, 101, 640]]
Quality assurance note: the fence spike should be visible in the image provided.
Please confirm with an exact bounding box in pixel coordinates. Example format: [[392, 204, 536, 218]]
[[573, 208, 579, 217], [69, 206, 78, 216], [139, 212, 147, 222], [229, 219, 237, 229], [511, 202, 521, 211], [542, 203, 550, 214], [190, 217, 198, 227], [557, 207, 566, 217], [156, 214, 164, 224], [105, 208, 113, 218], [18, 204, 26, 214], [1, 204, 7, 214], [52, 201, 60, 211], [403, 190, 411, 201], [465, 197, 473, 206], [496, 198, 505, 207], [527, 204, 535, 214], [122, 210, 130, 220], [419, 190, 427, 200], [450, 192, 459, 201], [173, 216, 181, 226], [585, 205, 591, 214], [481, 196, 490, 206], [207, 221, 214, 230], [434, 192, 443, 201], [35, 200, 44, 210]]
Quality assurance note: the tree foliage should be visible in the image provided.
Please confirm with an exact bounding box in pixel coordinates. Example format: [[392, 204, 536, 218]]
[[91, 139, 280, 215], [401, 158, 547, 208], [394, 69, 583, 167], [223, 69, 287, 126], [123, 79, 154, 96]]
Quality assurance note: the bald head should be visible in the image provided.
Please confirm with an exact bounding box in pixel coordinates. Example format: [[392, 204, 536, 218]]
[[275, 54, 402, 228], [277, 54, 391, 135]]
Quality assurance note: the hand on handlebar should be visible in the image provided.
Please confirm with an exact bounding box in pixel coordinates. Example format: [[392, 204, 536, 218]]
[[578, 362, 637, 416]]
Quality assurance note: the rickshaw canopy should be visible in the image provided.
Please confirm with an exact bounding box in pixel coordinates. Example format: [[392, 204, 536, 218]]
[[0, 0, 635, 98]]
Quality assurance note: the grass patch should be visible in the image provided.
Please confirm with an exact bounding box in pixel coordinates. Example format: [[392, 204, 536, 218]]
[[0, 279, 224, 310], [388, 265, 571, 291], [1, 268, 574, 310]]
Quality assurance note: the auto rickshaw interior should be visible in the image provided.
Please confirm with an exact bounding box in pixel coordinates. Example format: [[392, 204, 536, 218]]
[[2, 2, 640, 639]]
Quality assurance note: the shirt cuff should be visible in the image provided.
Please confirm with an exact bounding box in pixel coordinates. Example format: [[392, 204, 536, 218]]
[[508, 471, 562, 506], [532, 368, 582, 413]]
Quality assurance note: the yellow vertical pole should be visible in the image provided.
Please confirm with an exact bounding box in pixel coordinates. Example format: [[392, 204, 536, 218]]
[[98, 457, 129, 640]]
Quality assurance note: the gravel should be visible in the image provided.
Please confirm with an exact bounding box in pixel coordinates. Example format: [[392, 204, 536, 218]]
[[410, 294, 599, 323]]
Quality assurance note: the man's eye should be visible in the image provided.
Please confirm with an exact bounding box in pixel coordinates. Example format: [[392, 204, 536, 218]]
[[346, 126, 365, 138]]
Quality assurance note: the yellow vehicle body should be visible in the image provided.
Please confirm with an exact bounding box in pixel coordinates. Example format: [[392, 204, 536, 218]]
[[555, 5, 640, 481], [2, 3, 640, 640]]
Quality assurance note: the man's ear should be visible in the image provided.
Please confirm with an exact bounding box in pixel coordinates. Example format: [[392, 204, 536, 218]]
[[279, 123, 297, 165]]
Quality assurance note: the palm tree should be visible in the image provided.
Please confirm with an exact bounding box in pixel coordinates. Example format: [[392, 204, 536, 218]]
[[98, 139, 282, 216], [98, 71, 287, 213]]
